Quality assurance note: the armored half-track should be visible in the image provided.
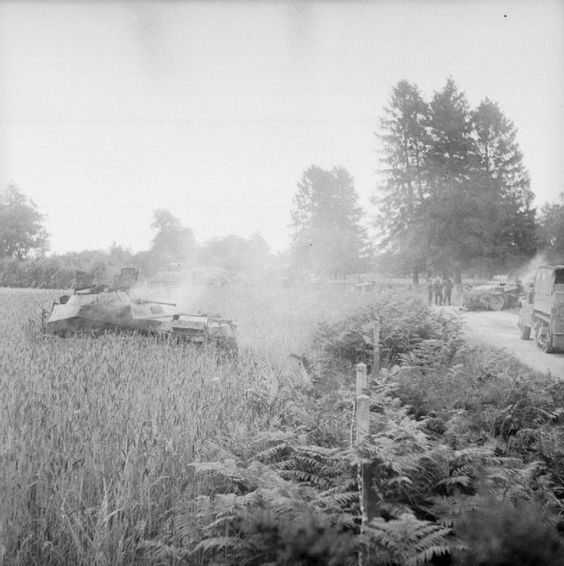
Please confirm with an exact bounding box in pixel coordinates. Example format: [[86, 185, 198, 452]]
[[41, 268, 237, 354], [518, 265, 564, 353]]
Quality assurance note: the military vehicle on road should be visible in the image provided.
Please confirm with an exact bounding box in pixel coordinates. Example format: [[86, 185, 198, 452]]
[[518, 265, 564, 353], [463, 276, 522, 311]]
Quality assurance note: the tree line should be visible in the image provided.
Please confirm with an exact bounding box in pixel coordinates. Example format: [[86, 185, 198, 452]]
[[0, 191, 271, 288], [374, 77, 536, 282], [290, 78, 557, 280], [1, 77, 562, 286]]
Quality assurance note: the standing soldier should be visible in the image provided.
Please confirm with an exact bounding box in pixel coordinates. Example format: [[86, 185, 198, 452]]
[[433, 276, 443, 306], [442, 275, 453, 306], [427, 276, 434, 305]]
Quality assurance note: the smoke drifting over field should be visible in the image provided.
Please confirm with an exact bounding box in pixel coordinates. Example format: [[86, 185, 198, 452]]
[[166, 280, 206, 315], [131, 272, 207, 315]]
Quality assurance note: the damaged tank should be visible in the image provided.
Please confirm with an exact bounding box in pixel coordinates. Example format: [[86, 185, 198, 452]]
[[41, 268, 237, 354]]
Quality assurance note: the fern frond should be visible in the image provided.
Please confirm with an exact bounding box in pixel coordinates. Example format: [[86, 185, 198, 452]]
[[203, 514, 237, 534], [193, 535, 244, 555], [365, 514, 455, 566], [254, 441, 291, 463], [384, 475, 413, 489], [193, 459, 252, 490], [412, 524, 454, 550], [293, 454, 326, 470], [320, 479, 358, 497], [429, 494, 483, 525], [412, 454, 448, 490], [294, 444, 343, 458], [279, 469, 329, 487], [139, 540, 187, 562], [338, 513, 360, 530], [320, 490, 359, 508], [406, 543, 466, 566], [438, 475, 472, 489], [453, 445, 495, 461], [277, 457, 297, 470]]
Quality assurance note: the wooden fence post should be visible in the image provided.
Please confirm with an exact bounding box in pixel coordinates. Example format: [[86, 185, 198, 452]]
[[355, 363, 370, 566], [372, 319, 380, 380], [357, 319, 381, 564], [366, 320, 381, 527], [356, 363, 369, 441]]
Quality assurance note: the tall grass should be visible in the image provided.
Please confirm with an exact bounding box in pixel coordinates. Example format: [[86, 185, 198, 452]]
[[0, 283, 387, 564]]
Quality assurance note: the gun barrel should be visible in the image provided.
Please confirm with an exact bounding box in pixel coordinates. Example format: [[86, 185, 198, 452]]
[[138, 299, 177, 307]]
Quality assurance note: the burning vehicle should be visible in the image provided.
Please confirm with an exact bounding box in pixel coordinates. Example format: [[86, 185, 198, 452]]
[[41, 268, 237, 354]]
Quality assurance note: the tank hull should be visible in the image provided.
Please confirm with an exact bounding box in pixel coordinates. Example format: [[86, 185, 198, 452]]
[[42, 288, 237, 352]]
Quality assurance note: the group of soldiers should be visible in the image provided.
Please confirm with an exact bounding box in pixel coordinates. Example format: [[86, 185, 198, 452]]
[[427, 275, 454, 306]]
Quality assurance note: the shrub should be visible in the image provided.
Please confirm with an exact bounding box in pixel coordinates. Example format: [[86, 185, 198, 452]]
[[453, 498, 564, 566], [312, 292, 462, 386]]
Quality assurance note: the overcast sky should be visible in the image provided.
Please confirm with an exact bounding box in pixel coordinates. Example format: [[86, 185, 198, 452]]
[[1, 0, 563, 255]]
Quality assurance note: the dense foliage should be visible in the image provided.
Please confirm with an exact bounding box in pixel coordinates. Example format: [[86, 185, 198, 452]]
[[2, 285, 563, 565]]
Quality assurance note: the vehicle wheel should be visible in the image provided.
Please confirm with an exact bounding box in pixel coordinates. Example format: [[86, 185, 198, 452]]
[[542, 331, 555, 353], [488, 294, 505, 311], [535, 322, 554, 353], [540, 334, 555, 353], [518, 317, 531, 340]]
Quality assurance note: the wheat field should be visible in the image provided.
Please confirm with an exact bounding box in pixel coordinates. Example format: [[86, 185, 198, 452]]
[[0, 283, 387, 564]]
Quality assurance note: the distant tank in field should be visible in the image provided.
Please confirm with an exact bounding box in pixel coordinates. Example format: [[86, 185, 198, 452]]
[[41, 268, 237, 354], [462, 276, 522, 311]]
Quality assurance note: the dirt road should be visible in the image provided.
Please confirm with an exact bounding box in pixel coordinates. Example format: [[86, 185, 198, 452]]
[[451, 308, 564, 380]]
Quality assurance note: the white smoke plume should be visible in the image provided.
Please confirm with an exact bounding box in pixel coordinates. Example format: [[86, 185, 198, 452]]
[[129, 265, 207, 315], [515, 253, 548, 285]]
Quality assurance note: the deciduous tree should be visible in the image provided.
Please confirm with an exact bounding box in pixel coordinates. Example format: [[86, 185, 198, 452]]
[[0, 184, 48, 259]]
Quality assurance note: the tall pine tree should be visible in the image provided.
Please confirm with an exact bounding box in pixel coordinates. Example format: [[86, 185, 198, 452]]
[[472, 98, 536, 267], [425, 78, 484, 279], [375, 78, 536, 280], [373, 80, 430, 282]]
